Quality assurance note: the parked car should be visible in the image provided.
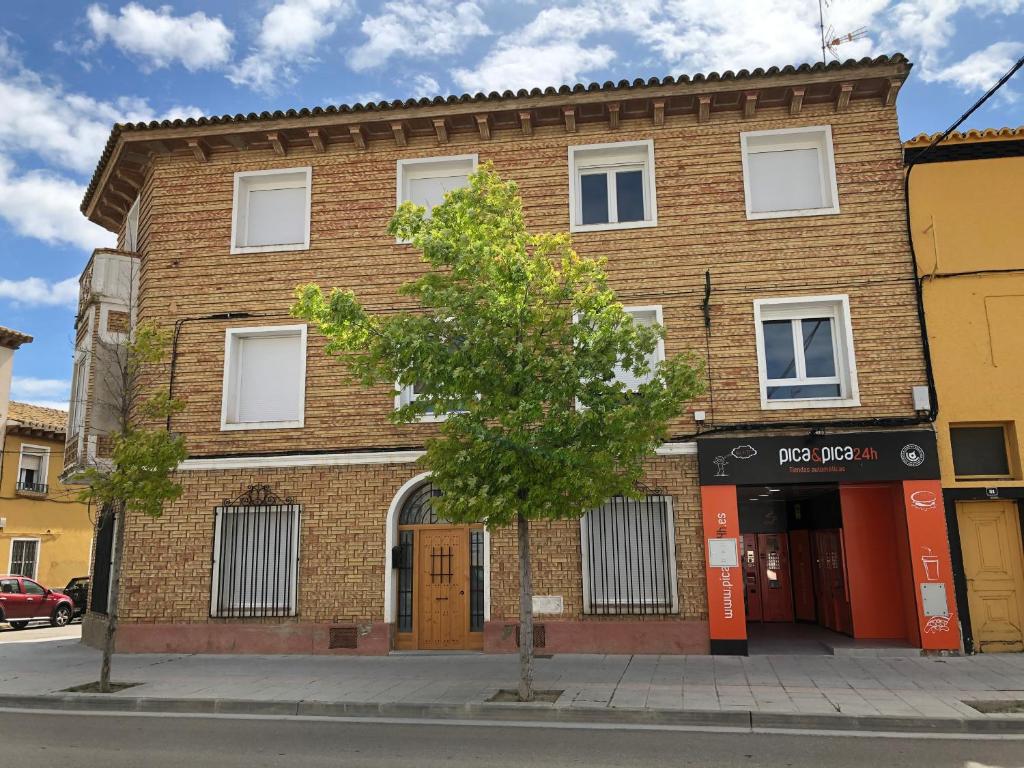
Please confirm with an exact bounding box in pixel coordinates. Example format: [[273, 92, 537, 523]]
[[58, 576, 90, 617], [0, 575, 75, 629]]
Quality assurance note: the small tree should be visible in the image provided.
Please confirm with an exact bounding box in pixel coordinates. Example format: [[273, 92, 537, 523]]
[[77, 321, 187, 693], [293, 165, 703, 700]]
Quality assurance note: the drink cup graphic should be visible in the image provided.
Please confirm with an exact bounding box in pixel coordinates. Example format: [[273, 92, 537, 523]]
[[921, 555, 940, 581]]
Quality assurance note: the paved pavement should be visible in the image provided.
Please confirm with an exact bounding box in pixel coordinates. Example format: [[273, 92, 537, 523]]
[[2, 710, 1023, 768], [1, 635, 1023, 725]]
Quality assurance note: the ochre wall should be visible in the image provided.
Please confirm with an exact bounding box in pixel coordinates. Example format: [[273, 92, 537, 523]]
[[0, 431, 93, 587], [910, 148, 1024, 488]]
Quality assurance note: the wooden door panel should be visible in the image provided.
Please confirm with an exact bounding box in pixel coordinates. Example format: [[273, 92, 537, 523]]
[[790, 529, 816, 622], [743, 535, 762, 622], [758, 533, 795, 622], [958, 501, 1024, 653], [417, 528, 469, 650]]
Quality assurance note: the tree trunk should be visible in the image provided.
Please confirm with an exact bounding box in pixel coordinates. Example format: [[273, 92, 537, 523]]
[[99, 502, 125, 693], [516, 511, 534, 702]]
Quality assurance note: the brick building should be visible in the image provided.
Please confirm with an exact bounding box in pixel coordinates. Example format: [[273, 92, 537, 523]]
[[70, 54, 961, 656]]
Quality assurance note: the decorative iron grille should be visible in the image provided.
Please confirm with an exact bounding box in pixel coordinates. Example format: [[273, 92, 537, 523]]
[[211, 486, 300, 618], [582, 489, 676, 615], [470, 529, 484, 632], [90, 508, 115, 615], [15, 480, 48, 494], [398, 482, 445, 524], [397, 530, 414, 632]]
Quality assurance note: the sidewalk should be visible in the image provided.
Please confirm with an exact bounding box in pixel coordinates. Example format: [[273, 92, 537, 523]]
[[2, 637, 1023, 732]]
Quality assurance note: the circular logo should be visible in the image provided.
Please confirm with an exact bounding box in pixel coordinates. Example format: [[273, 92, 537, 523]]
[[901, 443, 925, 467]]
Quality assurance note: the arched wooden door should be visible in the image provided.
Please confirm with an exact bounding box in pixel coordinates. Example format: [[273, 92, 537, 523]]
[[394, 483, 484, 651]]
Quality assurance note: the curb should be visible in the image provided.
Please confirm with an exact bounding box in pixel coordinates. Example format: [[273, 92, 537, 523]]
[[1, 693, 1022, 734]]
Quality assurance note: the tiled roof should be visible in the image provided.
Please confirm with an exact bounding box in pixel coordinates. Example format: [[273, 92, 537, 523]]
[[83, 53, 909, 215], [904, 126, 1024, 147], [7, 401, 68, 435], [0, 326, 33, 350]]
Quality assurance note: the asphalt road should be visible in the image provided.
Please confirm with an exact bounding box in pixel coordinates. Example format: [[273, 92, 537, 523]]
[[0, 711, 1022, 768], [0, 621, 81, 642]]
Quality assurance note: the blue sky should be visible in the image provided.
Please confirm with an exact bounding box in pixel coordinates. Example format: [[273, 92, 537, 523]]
[[1, 0, 1021, 410]]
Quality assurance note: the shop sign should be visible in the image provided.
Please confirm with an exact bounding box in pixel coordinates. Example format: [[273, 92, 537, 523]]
[[698, 430, 940, 485]]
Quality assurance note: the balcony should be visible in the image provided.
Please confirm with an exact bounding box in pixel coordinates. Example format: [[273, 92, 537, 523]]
[[15, 480, 48, 496]]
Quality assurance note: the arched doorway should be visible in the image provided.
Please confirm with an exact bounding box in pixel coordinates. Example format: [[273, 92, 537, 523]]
[[392, 480, 486, 650]]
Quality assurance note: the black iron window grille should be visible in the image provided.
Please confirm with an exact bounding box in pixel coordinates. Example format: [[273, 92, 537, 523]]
[[582, 490, 676, 615], [397, 530, 414, 632], [211, 486, 300, 618], [90, 508, 115, 615], [15, 480, 48, 494], [470, 529, 484, 632]]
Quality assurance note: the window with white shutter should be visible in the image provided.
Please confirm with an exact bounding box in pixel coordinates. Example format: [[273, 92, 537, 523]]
[[222, 325, 307, 430], [16, 445, 49, 494], [231, 168, 311, 254], [740, 126, 840, 220], [396, 155, 477, 230], [612, 306, 665, 391], [581, 493, 676, 614]]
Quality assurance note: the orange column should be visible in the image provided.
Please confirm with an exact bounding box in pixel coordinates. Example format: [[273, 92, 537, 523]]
[[701, 485, 747, 652], [901, 480, 961, 651]]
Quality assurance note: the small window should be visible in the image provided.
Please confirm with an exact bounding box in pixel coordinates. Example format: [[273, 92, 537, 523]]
[[212, 503, 300, 617], [569, 140, 657, 232], [16, 445, 49, 494], [23, 579, 45, 596], [581, 493, 676, 614], [397, 381, 439, 421], [397, 155, 477, 218], [950, 424, 1014, 479], [0, 578, 18, 594], [124, 197, 140, 251], [231, 167, 312, 254], [222, 325, 307, 430], [613, 306, 665, 391], [741, 126, 840, 219], [68, 351, 89, 439], [754, 295, 859, 409], [9, 540, 39, 579]]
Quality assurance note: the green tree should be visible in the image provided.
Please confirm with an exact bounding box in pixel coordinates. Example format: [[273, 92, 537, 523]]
[[78, 321, 187, 693], [293, 164, 703, 700]]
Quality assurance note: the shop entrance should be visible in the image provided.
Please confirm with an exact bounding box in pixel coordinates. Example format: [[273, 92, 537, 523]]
[[739, 482, 921, 652]]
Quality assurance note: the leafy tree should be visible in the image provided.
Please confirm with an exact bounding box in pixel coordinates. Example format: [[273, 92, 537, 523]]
[[293, 164, 703, 700], [77, 321, 187, 693]]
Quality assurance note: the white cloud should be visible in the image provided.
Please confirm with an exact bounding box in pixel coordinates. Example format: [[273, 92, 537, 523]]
[[229, 0, 355, 92], [350, 0, 490, 71], [453, 42, 616, 93], [409, 74, 441, 98], [86, 2, 234, 72], [11, 377, 72, 399], [16, 399, 71, 411], [0, 271, 81, 308], [924, 40, 1024, 96]]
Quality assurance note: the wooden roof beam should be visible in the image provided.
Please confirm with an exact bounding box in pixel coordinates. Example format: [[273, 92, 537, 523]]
[[108, 180, 136, 205], [475, 114, 491, 140], [267, 131, 288, 156], [519, 110, 533, 136], [884, 78, 903, 107], [563, 105, 577, 132], [187, 139, 209, 163], [114, 168, 144, 189], [390, 121, 407, 147], [607, 102, 620, 130], [742, 91, 758, 120], [433, 118, 449, 145], [147, 139, 173, 156], [697, 95, 712, 123], [224, 134, 249, 150], [652, 99, 666, 126], [308, 128, 326, 152], [835, 82, 854, 112], [348, 125, 366, 150], [788, 87, 805, 116]]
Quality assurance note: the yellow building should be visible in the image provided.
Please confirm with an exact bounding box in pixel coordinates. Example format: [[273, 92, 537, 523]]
[[0, 327, 93, 591], [906, 127, 1024, 653]]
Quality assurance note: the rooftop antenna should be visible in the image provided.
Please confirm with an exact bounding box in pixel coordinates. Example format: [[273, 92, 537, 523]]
[[818, 0, 868, 64]]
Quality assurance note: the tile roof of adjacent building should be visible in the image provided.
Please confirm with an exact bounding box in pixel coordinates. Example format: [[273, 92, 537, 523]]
[[904, 125, 1024, 146], [82, 53, 910, 221], [0, 326, 33, 350], [7, 401, 68, 436]]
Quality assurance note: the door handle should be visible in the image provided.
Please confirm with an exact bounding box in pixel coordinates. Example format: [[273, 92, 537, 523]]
[[459, 590, 465, 596]]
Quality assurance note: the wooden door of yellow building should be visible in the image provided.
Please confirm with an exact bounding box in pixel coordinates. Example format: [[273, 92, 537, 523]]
[[417, 527, 469, 650], [957, 500, 1024, 652]]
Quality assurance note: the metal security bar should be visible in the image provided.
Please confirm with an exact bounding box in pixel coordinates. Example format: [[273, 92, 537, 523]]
[[470, 529, 484, 632], [397, 530, 414, 632], [15, 480, 48, 494], [582, 491, 676, 615], [211, 486, 300, 618]]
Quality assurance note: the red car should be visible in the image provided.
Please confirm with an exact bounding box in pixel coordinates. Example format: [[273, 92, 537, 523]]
[[0, 575, 75, 630]]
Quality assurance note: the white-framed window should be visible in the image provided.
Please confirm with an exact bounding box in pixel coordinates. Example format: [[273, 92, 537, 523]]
[[16, 444, 49, 494], [568, 140, 657, 233], [753, 295, 859, 410], [211, 503, 300, 617], [581, 493, 677, 614], [740, 126, 840, 220], [397, 154, 478, 217], [221, 325, 307, 431], [614, 306, 665, 391], [68, 349, 89, 440], [124, 196, 140, 251], [230, 167, 312, 254], [396, 381, 444, 422], [9, 539, 40, 579]]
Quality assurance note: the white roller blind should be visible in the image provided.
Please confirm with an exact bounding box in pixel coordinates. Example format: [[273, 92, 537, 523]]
[[748, 148, 824, 213], [245, 186, 307, 247], [407, 174, 467, 213], [235, 334, 303, 423], [613, 309, 660, 390], [20, 451, 43, 475]]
